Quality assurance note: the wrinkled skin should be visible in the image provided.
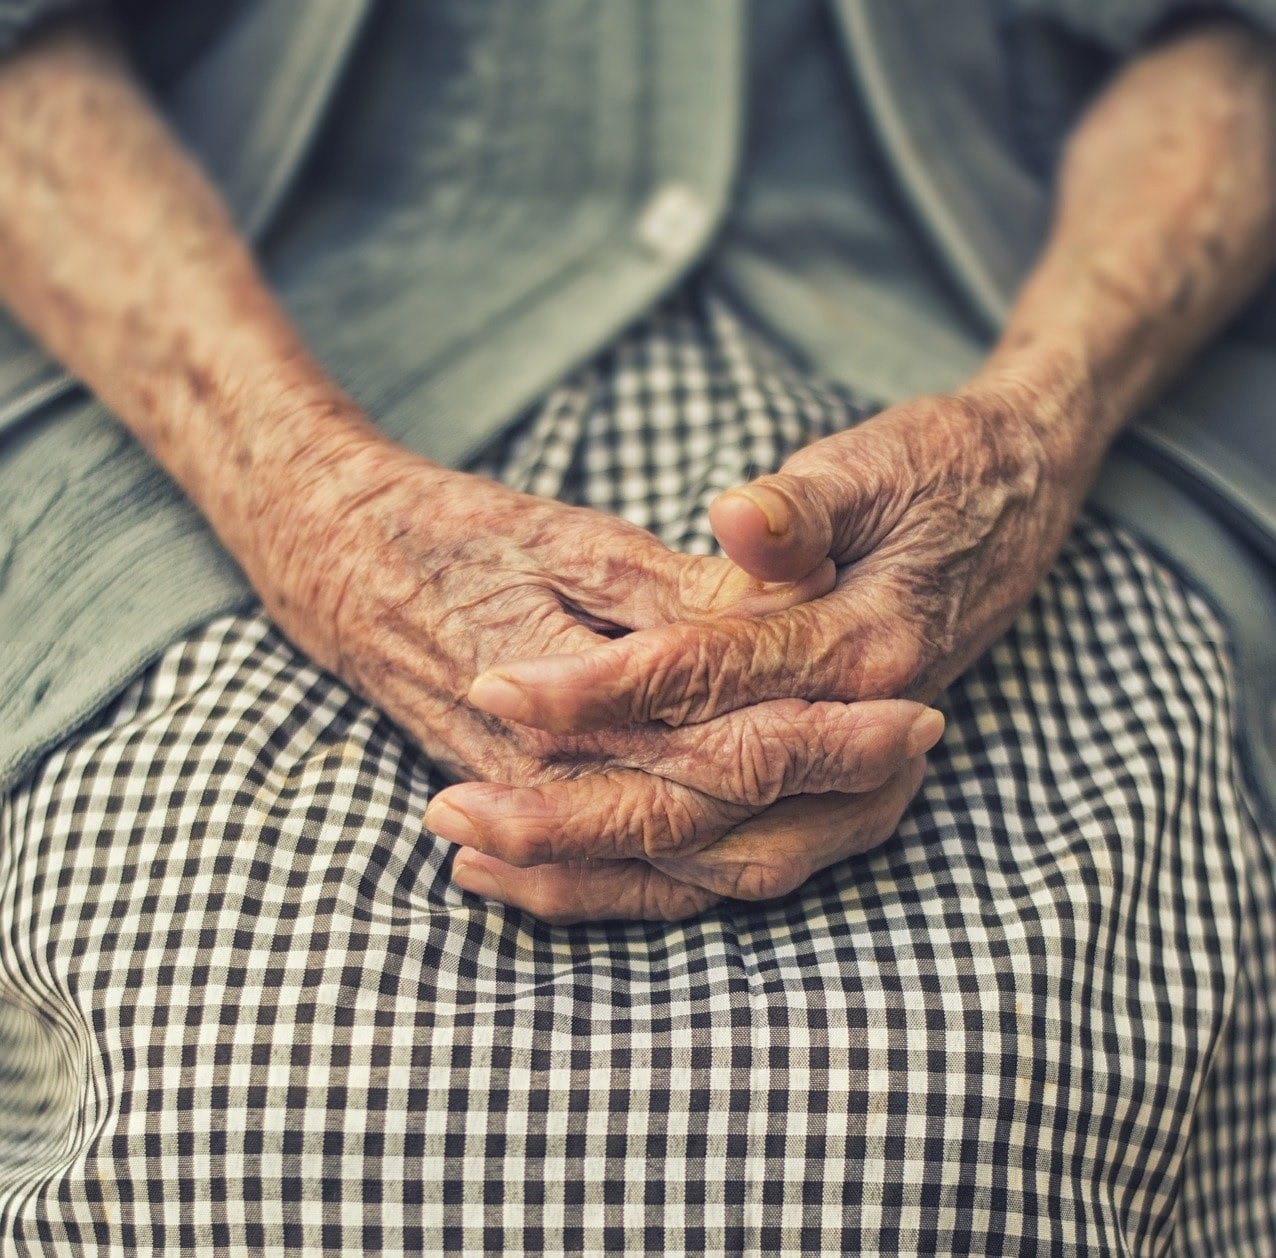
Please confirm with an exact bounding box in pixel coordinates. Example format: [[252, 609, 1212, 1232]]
[[446, 386, 1082, 921], [4, 21, 1275, 926], [253, 434, 944, 923]]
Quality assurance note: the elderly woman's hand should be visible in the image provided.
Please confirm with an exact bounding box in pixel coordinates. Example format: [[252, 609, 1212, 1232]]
[[445, 381, 1086, 920], [251, 427, 943, 919], [464, 382, 1083, 726], [439, 753, 932, 923]]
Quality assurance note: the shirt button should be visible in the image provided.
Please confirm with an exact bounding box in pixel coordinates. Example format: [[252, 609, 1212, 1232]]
[[637, 183, 711, 261]]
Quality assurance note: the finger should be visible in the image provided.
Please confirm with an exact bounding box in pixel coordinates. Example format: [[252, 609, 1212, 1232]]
[[654, 755, 927, 902], [467, 583, 912, 732], [643, 552, 837, 623], [708, 443, 892, 583], [428, 769, 746, 866], [586, 549, 836, 633], [451, 849, 721, 924], [617, 697, 940, 799], [709, 472, 838, 583], [425, 700, 943, 864], [449, 757, 928, 921], [710, 460, 878, 582], [557, 526, 834, 634]]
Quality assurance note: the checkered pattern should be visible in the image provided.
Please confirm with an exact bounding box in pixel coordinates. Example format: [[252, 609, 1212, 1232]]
[[1, 286, 1273, 1255]]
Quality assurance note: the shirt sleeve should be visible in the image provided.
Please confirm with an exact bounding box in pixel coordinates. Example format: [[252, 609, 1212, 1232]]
[[1011, 0, 1276, 52], [0, 0, 98, 53]]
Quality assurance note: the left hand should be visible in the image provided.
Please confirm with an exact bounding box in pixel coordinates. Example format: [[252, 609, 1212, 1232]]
[[444, 381, 1086, 921]]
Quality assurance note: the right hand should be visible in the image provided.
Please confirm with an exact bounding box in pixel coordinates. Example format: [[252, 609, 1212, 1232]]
[[241, 426, 943, 915]]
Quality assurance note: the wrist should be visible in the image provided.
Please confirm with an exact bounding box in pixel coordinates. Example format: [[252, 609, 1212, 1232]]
[[978, 245, 1164, 452], [196, 387, 453, 605], [225, 405, 456, 666], [959, 340, 1112, 498]]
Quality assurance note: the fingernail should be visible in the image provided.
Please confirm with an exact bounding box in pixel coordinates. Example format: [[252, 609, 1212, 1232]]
[[452, 855, 504, 900], [467, 672, 532, 722], [731, 486, 791, 537], [424, 796, 478, 842], [905, 708, 946, 757]]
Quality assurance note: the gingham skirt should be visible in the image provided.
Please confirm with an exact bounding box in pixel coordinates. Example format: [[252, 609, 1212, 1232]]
[[2, 287, 1274, 1256]]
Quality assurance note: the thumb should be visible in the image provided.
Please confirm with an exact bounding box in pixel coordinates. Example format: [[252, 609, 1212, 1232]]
[[647, 551, 838, 624], [709, 469, 849, 583]]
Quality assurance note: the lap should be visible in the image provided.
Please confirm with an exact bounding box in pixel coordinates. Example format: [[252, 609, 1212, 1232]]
[[1, 288, 1272, 1255]]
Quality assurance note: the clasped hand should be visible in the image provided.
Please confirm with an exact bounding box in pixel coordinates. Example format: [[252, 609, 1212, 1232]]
[[268, 387, 1073, 924]]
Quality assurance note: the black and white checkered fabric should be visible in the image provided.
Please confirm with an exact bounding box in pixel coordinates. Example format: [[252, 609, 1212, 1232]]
[[1, 287, 1273, 1255]]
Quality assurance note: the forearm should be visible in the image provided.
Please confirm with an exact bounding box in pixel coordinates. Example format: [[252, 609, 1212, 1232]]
[[974, 17, 1276, 486], [0, 20, 396, 582]]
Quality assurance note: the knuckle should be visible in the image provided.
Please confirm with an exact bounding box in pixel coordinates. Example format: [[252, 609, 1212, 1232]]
[[875, 640, 927, 698], [651, 616, 806, 725], [527, 886, 580, 925], [635, 625, 732, 726], [732, 731, 792, 806], [723, 852, 806, 903], [503, 827, 558, 868], [744, 702, 842, 798], [841, 626, 926, 699], [834, 712, 897, 790], [639, 870, 718, 922], [640, 787, 703, 859], [778, 609, 842, 699], [820, 742, 871, 796]]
